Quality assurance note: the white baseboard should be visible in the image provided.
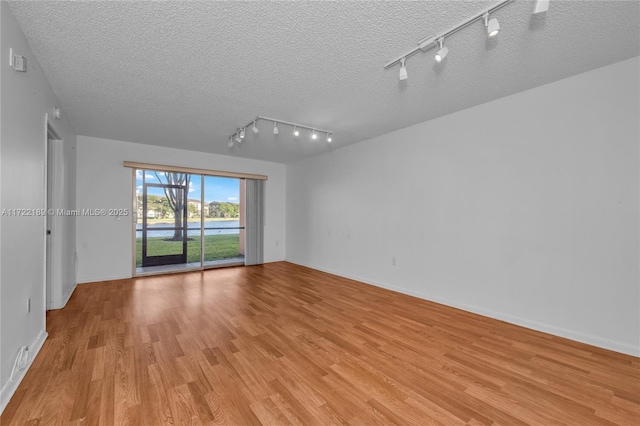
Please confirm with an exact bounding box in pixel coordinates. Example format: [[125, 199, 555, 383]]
[[77, 273, 131, 284], [286, 259, 640, 358], [61, 282, 76, 306], [0, 330, 48, 415], [50, 281, 77, 310]]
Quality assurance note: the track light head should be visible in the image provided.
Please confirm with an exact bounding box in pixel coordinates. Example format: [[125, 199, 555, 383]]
[[228, 138, 234, 149], [273, 122, 279, 135], [311, 130, 317, 140], [484, 13, 500, 37], [435, 47, 448, 62], [533, 0, 549, 14], [435, 38, 448, 63], [488, 18, 500, 36], [293, 126, 299, 137], [235, 134, 241, 143], [240, 127, 245, 138], [399, 58, 408, 81], [327, 133, 332, 143], [252, 121, 259, 134]]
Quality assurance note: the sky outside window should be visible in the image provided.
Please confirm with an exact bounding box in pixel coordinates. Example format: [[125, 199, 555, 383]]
[[136, 171, 240, 203]]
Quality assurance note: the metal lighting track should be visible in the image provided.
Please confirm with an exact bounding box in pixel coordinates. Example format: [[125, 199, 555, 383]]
[[230, 116, 332, 140], [257, 116, 331, 134], [384, 0, 514, 69]]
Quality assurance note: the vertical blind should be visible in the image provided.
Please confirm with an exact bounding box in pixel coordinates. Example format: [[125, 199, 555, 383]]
[[244, 179, 265, 265]]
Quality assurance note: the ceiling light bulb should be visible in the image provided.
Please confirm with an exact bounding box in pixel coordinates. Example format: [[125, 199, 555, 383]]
[[273, 122, 279, 135], [240, 127, 245, 138], [399, 58, 408, 81], [252, 121, 259, 134], [311, 130, 317, 140], [484, 14, 500, 37], [327, 133, 332, 143], [293, 126, 299, 137]]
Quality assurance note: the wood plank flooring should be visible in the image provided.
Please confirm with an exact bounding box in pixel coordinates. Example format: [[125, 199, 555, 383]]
[[2, 262, 638, 425]]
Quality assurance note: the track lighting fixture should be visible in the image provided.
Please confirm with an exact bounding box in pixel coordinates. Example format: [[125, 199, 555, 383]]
[[228, 116, 332, 148], [435, 38, 448, 63], [384, 0, 514, 72], [399, 58, 408, 81], [484, 13, 500, 37]]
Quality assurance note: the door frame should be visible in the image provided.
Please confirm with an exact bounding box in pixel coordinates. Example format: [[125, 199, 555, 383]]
[[44, 114, 62, 310]]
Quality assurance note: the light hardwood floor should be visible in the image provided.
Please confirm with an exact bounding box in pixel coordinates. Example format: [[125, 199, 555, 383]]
[[2, 262, 638, 425]]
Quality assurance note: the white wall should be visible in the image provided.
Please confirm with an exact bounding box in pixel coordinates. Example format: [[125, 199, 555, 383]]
[[75, 136, 286, 283], [0, 2, 77, 412], [286, 57, 640, 356]]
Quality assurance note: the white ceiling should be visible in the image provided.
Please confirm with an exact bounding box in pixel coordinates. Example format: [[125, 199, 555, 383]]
[[8, 1, 639, 164]]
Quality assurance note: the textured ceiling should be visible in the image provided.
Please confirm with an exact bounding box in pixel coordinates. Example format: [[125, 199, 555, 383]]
[[8, 1, 640, 164]]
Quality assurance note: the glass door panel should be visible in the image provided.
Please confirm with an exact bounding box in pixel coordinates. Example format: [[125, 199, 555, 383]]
[[203, 176, 244, 266]]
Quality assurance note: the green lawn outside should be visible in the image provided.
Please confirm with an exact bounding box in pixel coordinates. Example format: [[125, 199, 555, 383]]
[[136, 234, 241, 266]]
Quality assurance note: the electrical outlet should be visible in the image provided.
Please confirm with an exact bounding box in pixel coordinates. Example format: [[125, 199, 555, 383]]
[[391, 257, 396, 266], [9, 48, 27, 72], [13, 54, 27, 72]]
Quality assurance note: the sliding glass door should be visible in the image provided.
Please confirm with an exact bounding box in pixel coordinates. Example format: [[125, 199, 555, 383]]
[[135, 169, 244, 275]]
